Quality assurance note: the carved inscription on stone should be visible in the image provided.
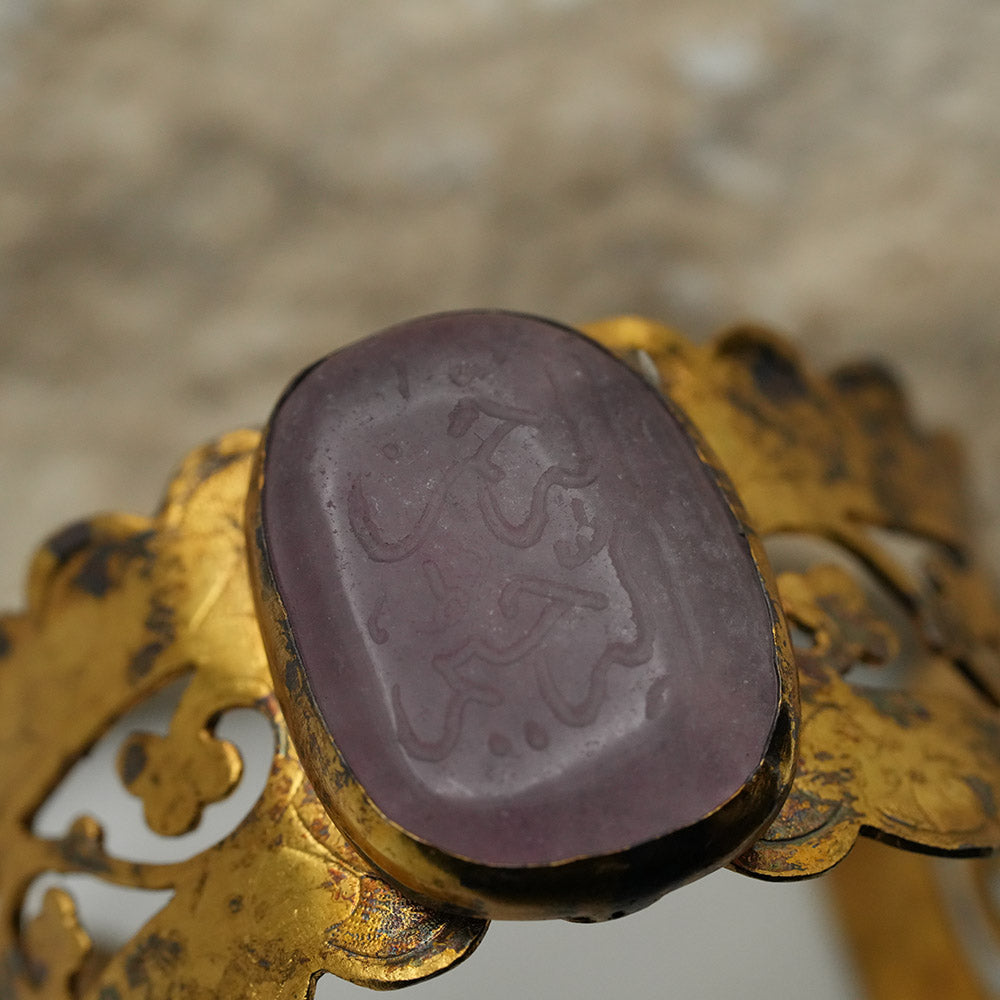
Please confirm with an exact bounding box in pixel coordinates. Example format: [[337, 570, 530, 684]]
[[262, 313, 779, 865]]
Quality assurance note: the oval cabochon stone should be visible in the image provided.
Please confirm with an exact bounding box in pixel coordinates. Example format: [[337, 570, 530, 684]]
[[260, 312, 780, 872]]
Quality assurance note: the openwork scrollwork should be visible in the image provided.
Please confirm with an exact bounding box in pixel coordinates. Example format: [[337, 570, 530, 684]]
[[0, 432, 484, 999], [589, 317, 1000, 878], [3, 316, 999, 998]]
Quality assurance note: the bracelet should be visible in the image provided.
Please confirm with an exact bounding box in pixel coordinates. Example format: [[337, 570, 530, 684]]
[[2, 311, 998, 997]]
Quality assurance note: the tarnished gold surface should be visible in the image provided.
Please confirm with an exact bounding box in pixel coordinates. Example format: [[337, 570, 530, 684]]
[[585, 317, 1000, 877], [3, 316, 1000, 996], [0, 431, 485, 999]]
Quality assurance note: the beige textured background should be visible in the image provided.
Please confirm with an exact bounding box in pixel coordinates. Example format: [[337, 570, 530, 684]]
[[2, 0, 998, 996]]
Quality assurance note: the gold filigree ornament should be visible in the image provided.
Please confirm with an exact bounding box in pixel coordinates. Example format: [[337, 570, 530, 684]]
[[1, 312, 998, 998]]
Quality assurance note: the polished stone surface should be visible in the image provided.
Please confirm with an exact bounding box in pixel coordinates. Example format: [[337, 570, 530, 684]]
[[262, 312, 779, 867]]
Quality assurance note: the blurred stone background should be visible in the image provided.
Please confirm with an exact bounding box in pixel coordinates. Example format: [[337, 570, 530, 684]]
[[1, 0, 998, 997]]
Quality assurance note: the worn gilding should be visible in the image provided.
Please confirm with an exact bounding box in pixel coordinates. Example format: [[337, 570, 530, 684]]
[[584, 317, 1000, 879], [1, 315, 999, 997], [0, 432, 484, 999]]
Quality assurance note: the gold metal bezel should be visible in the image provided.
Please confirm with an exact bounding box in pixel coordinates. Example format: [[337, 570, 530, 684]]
[[246, 316, 799, 921]]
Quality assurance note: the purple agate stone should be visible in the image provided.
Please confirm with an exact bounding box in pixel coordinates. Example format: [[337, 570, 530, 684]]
[[262, 312, 779, 868]]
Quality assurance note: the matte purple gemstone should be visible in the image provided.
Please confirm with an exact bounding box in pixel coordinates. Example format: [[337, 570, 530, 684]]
[[262, 312, 778, 868]]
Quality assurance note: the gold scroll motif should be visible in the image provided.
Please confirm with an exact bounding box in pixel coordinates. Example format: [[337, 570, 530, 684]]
[[587, 317, 1000, 877], [0, 431, 485, 999], [3, 317, 1000, 999]]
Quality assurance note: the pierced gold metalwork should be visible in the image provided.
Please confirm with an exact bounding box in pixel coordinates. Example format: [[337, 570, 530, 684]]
[[2, 316, 999, 998], [0, 431, 485, 999], [586, 317, 1000, 878]]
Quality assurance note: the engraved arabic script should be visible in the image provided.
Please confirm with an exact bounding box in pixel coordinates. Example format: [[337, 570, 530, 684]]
[[346, 360, 666, 765]]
